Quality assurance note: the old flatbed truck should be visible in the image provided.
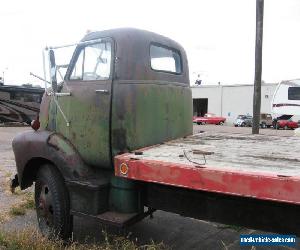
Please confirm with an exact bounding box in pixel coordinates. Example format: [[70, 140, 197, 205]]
[[11, 28, 300, 239]]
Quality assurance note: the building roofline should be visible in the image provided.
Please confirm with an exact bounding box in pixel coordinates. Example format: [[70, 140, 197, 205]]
[[191, 83, 278, 88]]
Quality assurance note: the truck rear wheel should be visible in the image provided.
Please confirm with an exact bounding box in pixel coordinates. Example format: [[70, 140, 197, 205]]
[[35, 164, 72, 239]]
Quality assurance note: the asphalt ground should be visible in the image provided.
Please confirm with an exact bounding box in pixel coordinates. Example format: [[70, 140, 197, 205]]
[[193, 123, 295, 136], [0, 125, 298, 250]]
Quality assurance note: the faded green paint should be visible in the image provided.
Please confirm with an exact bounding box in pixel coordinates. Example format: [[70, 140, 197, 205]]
[[109, 177, 141, 213], [14, 28, 194, 220], [111, 83, 192, 156], [54, 82, 112, 168], [38, 29, 192, 169], [40, 81, 192, 169], [54, 94, 70, 137]]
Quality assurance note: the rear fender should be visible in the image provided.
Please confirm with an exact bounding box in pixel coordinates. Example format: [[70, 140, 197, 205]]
[[12, 130, 93, 189]]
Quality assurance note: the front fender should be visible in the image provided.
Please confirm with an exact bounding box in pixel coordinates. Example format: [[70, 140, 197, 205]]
[[12, 130, 93, 189]]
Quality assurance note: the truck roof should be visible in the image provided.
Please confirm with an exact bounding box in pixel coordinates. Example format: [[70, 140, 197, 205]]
[[70, 28, 190, 83], [83, 28, 184, 50]]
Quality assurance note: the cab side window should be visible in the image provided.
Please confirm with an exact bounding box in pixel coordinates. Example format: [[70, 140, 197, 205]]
[[70, 42, 112, 81], [150, 44, 182, 74]]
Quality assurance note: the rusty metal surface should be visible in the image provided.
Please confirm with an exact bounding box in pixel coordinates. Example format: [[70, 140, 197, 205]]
[[52, 36, 115, 168], [72, 208, 155, 228], [12, 28, 193, 218], [54, 80, 112, 168], [12, 130, 94, 189], [111, 82, 192, 156], [80, 28, 189, 83], [42, 28, 193, 168], [114, 132, 300, 205]]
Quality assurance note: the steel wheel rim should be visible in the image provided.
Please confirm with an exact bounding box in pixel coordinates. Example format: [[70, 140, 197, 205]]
[[37, 184, 54, 235]]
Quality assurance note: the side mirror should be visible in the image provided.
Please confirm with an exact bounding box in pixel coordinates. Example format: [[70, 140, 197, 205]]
[[49, 49, 57, 92]]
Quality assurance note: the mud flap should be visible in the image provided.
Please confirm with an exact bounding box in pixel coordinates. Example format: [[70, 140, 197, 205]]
[[10, 174, 19, 193]]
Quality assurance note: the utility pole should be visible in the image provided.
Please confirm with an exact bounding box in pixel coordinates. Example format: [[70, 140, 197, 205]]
[[252, 0, 264, 134]]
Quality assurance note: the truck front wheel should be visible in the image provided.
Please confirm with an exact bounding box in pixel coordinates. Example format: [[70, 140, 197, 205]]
[[35, 164, 72, 239]]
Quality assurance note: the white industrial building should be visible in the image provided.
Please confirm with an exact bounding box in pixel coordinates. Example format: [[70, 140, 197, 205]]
[[191, 83, 277, 124]]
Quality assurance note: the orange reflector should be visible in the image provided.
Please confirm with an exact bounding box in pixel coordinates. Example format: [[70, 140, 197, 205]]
[[120, 163, 129, 175]]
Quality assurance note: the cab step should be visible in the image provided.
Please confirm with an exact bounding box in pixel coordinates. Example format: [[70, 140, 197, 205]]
[[71, 208, 155, 227]]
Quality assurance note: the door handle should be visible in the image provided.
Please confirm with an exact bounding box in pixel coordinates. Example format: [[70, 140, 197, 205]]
[[95, 89, 109, 94]]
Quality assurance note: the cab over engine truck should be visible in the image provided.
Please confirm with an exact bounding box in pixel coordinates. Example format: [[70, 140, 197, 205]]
[[11, 28, 300, 239]]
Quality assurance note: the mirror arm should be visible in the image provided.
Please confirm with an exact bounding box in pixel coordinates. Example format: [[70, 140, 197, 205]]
[[49, 49, 58, 92], [55, 92, 71, 97]]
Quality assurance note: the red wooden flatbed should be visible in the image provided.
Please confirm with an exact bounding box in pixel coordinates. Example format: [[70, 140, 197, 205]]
[[115, 132, 300, 205]]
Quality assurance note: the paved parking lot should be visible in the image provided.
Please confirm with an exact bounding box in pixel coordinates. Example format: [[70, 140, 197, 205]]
[[193, 123, 295, 136], [0, 127, 31, 216], [0, 126, 299, 249]]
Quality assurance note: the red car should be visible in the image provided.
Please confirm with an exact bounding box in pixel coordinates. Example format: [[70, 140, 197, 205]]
[[193, 113, 226, 125], [273, 115, 299, 130], [275, 119, 298, 130]]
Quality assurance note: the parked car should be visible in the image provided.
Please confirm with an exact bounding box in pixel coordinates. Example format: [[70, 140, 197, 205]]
[[273, 115, 299, 130], [193, 113, 226, 125], [260, 113, 272, 128], [234, 115, 253, 127]]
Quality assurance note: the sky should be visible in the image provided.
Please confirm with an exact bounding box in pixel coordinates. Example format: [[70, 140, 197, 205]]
[[0, 0, 299, 86]]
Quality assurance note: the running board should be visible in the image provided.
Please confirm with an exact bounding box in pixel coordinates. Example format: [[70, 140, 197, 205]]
[[71, 208, 155, 228]]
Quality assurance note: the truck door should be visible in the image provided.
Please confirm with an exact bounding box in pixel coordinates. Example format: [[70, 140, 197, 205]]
[[56, 38, 113, 168]]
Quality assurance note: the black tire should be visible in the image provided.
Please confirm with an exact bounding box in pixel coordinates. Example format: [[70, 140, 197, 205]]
[[197, 122, 201, 125], [261, 122, 266, 129], [219, 121, 224, 125], [241, 122, 245, 127], [35, 164, 72, 239]]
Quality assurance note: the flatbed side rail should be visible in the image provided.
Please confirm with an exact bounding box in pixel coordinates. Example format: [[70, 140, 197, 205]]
[[114, 153, 300, 205]]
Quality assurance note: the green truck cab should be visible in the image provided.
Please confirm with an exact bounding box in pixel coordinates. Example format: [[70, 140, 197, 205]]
[[11, 28, 192, 238]]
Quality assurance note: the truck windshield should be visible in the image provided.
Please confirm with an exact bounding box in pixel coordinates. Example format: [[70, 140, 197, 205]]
[[70, 41, 112, 81]]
